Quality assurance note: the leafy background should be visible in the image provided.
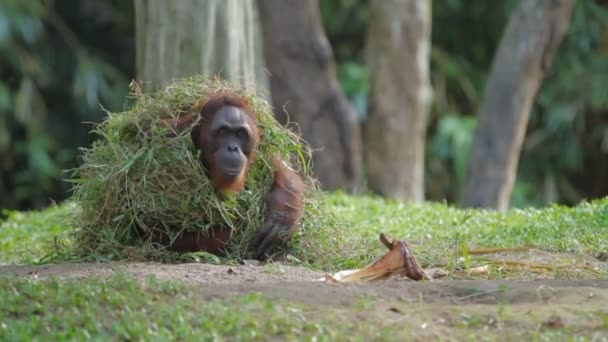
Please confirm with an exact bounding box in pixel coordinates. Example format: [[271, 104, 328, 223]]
[[1, 0, 607, 211]]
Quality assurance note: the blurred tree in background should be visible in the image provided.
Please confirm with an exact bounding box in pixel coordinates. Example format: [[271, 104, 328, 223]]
[[430, 0, 608, 207], [258, 0, 363, 192], [322, 0, 608, 207], [1, 0, 607, 211], [135, 0, 266, 92], [462, 0, 575, 211], [517, 1, 608, 207], [365, 0, 432, 202]]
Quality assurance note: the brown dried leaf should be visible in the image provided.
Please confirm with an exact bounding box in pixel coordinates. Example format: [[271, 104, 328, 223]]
[[321, 233, 428, 283]]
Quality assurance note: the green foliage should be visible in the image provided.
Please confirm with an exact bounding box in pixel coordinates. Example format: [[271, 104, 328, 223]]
[[338, 62, 368, 119], [2, 0, 607, 212], [0, 0, 132, 210], [517, 1, 608, 206], [320, 0, 369, 63], [430, 1, 608, 206], [320, 0, 369, 119], [429, 115, 476, 201]]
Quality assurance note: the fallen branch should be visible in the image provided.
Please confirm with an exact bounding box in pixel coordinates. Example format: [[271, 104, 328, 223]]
[[466, 246, 533, 255], [483, 260, 601, 274]]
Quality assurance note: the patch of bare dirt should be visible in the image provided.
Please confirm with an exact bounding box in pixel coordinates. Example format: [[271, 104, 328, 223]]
[[1, 262, 607, 308], [0, 262, 324, 284]]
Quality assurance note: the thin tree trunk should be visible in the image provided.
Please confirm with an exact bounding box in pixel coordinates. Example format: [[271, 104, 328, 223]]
[[462, 0, 574, 211], [365, 0, 432, 202], [257, 0, 363, 191], [135, 0, 266, 91]]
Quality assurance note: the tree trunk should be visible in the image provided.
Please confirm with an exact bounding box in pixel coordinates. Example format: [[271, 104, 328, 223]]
[[462, 0, 574, 211], [135, 0, 266, 91], [257, 0, 363, 191], [364, 0, 432, 202]]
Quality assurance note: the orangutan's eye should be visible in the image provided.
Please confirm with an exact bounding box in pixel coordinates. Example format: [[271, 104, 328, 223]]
[[217, 127, 228, 136], [237, 129, 248, 139]]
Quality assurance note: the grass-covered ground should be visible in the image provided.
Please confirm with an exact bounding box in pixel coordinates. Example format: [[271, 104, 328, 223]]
[[1, 193, 608, 340], [0, 202, 76, 265], [2, 193, 607, 275], [2, 274, 363, 341], [1, 273, 608, 340], [321, 193, 608, 274]]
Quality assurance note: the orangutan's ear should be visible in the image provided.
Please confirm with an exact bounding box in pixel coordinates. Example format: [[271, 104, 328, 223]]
[[190, 122, 203, 150]]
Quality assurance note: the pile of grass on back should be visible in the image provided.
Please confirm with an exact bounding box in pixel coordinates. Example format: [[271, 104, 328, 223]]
[[69, 76, 352, 265]]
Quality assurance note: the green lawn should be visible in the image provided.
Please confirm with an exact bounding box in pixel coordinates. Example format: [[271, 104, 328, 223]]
[[0, 203, 76, 264], [0, 274, 364, 341], [309, 193, 608, 271], [1, 193, 607, 270], [1, 194, 608, 340], [2, 274, 608, 341]]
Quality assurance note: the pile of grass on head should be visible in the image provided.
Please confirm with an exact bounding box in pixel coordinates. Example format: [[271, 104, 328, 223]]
[[69, 75, 342, 263]]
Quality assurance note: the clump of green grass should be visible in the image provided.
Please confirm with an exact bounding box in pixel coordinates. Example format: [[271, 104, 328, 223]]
[[0, 203, 74, 264], [68, 75, 340, 262], [322, 193, 608, 271]]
